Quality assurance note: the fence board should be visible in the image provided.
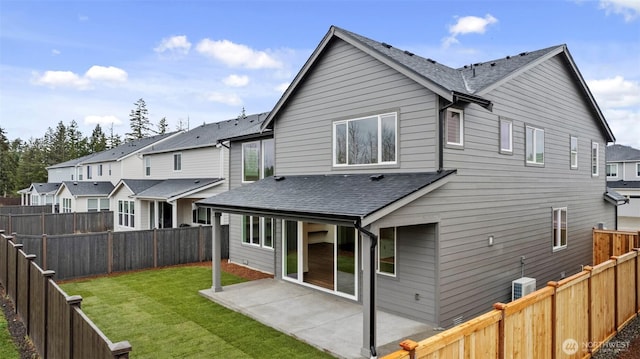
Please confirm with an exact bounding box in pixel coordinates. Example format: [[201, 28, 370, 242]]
[[502, 287, 553, 359], [551, 272, 590, 359], [112, 230, 154, 272], [47, 281, 72, 359], [594, 229, 640, 265], [586, 260, 616, 354], [16, 251, 32, 332], [614, 251, 638, 331], [46, 233, 110, 280], [0, 205, 51, 215]]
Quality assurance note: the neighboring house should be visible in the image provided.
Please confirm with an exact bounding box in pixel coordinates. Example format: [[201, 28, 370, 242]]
[[197, 26, 618, 356], [46, 152, 99, 183], [55, 181, 115, 213], [606, 144, 640, 230], [18, 182, 61, 206]]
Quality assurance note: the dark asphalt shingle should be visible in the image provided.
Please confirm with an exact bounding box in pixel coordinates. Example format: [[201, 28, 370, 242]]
[[135, 178, 223, 199], [607, 144, 640, 162], [61, 181, 114, 196]]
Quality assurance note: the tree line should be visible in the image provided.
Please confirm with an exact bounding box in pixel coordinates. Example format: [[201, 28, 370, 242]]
[[0, 98, 182, 197]]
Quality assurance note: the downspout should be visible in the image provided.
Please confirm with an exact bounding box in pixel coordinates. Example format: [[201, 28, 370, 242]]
[[354, 220, 378, 359]]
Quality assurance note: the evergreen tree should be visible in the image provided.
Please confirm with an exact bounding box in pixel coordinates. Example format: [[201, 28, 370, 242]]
[[46, 121, 69, 166], [157, 117, 168, 135], [67, 120, 89, 159], [89, 124, 108, 152], [16, 137, 47, 190], [0, 127, 17, 196], [126, 98, 152, 140], [107, 123, 122, 149]]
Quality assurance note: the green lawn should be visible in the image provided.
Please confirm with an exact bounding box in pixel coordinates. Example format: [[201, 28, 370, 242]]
[[61, 266, 333, 359], [0, 304, 20, 359]]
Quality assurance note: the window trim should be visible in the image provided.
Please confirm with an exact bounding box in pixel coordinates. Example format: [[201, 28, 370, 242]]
[[552, 207, 567, 251], [173, 153, 182, 172], [262, 138, 275, 178], [592, 141, 599, 177], [144, 157, 151, 177], [606, 163, 619, 179], [98, 164, 103, 176], [332, 112, 398, 167], [445, 108, 464, 148], [525, 125, 545, 166], [86, 165, 92, 180], [570, 136, 578, 170], [62, 198, 72, 213], [636, 163, 640, 178], [499, 117, 513, 154], [118, 200, 135, 228], [377, 227, 397, 277], [242, 215, 274, 249]]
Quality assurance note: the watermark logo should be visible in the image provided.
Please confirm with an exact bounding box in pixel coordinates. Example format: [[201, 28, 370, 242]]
[[562, 338, 579, 355]]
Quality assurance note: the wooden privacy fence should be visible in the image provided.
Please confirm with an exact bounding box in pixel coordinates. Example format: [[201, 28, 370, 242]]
[[0, 231, 131, 358], [384, 246, 640, 358], [9, 226, 216, 280], [0, 211, 114, 235], [0, 204, 50, 214], [593, 229, 640, 265]]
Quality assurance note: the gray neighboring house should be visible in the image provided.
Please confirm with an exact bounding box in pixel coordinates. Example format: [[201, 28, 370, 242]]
[[18, 182, 61, 207], [199, 25, 618, 357], [606, 144, 640, 230], [55, 181, 115, 213]]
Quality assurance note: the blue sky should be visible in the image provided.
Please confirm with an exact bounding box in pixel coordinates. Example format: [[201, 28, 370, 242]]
[[1, 0, 639, 148]]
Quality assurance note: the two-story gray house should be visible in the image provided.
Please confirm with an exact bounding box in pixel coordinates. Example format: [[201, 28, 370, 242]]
[[196, 26, 617, 356], [606, 144, 640, 230]]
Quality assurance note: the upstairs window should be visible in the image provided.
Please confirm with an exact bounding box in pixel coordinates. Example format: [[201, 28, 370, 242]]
[[499, 118, 513, 153], [173, 153, 182, 171], [145, 157, 151, 177], [592, 142, 599, 177], [242, 139, 274, 182], [636, 163, 640, 177], [87, 166, 92, 180], [445, 109, 464, 147], [525, 125, 544, 165], [334, 112, 397, 166], [570, 136, 578, 169], [98, 164, 103, 176], [552, 207, 567, 251], [606, 164, 618, 178]]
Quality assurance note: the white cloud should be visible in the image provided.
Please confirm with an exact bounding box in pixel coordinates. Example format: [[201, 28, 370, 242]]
[[85, 65, 128, 82], [588, 76, 640, 108], [33, 70, 89, 89], [33, 65, 127, 89], [205, 92, 242, 106], [223, 74, 249, 87], [275, 82, 290, 93], [603, 108, 640, 147], [84, 115, 122, 126], [196, 39, 282, 69], [154, 35, 191, 54], [443, 14, 498, 47], [78, 14, 89, 22], [599, 0, 640, 22], [51, 49, 60, 56]]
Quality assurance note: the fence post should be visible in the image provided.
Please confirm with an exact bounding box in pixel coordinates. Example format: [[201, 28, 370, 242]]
[[493, 302, 506, 359], [41, 213, 45, 236], [547, 281, 558, 359], [24, 254, 36, 334], [67, 295, 82, 359], [42, 234, 48, 270], [398, 339, 418, 359], [110, 341, 132, 359], [153, 228, 158, 268], [12, 242, 24, 313], [8, 214, 11, 234], [107, 231, 113, 274], [73, 212, 77, 233], [198, 226, 204, 262]]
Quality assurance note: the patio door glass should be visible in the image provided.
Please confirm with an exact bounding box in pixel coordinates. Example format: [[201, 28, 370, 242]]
[[336, 226, 356, 296], [283, 220, 298, 280]]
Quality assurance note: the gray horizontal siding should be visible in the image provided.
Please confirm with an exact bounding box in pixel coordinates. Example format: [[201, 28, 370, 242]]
[[274, 38, 438, 175]]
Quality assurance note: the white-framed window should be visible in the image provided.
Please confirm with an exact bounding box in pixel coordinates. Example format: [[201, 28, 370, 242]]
[[499, 118, 513, 154], [145, 157, 151, 177], [87, 198, 109, 212], [606, 164, 618, 178], [525, 125, 544, 165], [87, 165, 92, 180], [118, 200, 135, 228], [242, 139, 274, 182], [333, 112, 397, 166], [552, 207, 567, 251], [445, 108, 464, 147], [173, 153, 182, 171], [192, 207, 212, 225], [592, 142, 599, 177], [62, 198, 72, 213], [108, 164, 112, 176], [636, 163, 640, 177], [242, 216, 274, 248], [98, 164, 103, 176], [378, 227, 396, 276], [570, 136, 578, 169]]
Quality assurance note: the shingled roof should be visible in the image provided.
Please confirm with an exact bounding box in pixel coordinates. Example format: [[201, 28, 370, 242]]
[[59, 181, 115, 197], [133, 178, 224, 201], [606, 144, 640, 162], [142, 112, 269, 154], [197, 171, 455, 224]]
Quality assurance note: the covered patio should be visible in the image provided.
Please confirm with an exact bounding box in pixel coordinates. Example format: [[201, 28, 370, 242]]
[[199, 278, 435, 359]]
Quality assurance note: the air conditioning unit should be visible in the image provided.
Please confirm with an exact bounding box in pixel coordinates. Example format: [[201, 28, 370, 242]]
[[512, 277, 536, 301]]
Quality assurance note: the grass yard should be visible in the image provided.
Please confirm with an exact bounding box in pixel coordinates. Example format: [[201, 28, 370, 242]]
[[61, 266, 334, 359], [0, 307, 19, 359]]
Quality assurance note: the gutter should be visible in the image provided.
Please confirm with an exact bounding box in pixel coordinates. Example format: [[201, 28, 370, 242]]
[[354, 220, 378, 359]]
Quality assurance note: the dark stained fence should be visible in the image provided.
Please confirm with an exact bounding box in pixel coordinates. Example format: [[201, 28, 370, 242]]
[[0, 231, 131, 358], [0, 205, 50, 214], [8, 225, 220, 281], [0, 211, 114, 235]]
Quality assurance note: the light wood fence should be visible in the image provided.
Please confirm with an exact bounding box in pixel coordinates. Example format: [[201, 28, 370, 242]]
[[0, 231, 131, 358], [384, 229, 640, 359], [0, 211, 114, 235], [593, 229, 639, 265]]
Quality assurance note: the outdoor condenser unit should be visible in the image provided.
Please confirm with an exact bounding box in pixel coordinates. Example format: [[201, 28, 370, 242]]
[[512, 277, 536, 301]]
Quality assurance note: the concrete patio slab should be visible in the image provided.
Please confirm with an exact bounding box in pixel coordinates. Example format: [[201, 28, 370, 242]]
[[199, 278, 437, 359]]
